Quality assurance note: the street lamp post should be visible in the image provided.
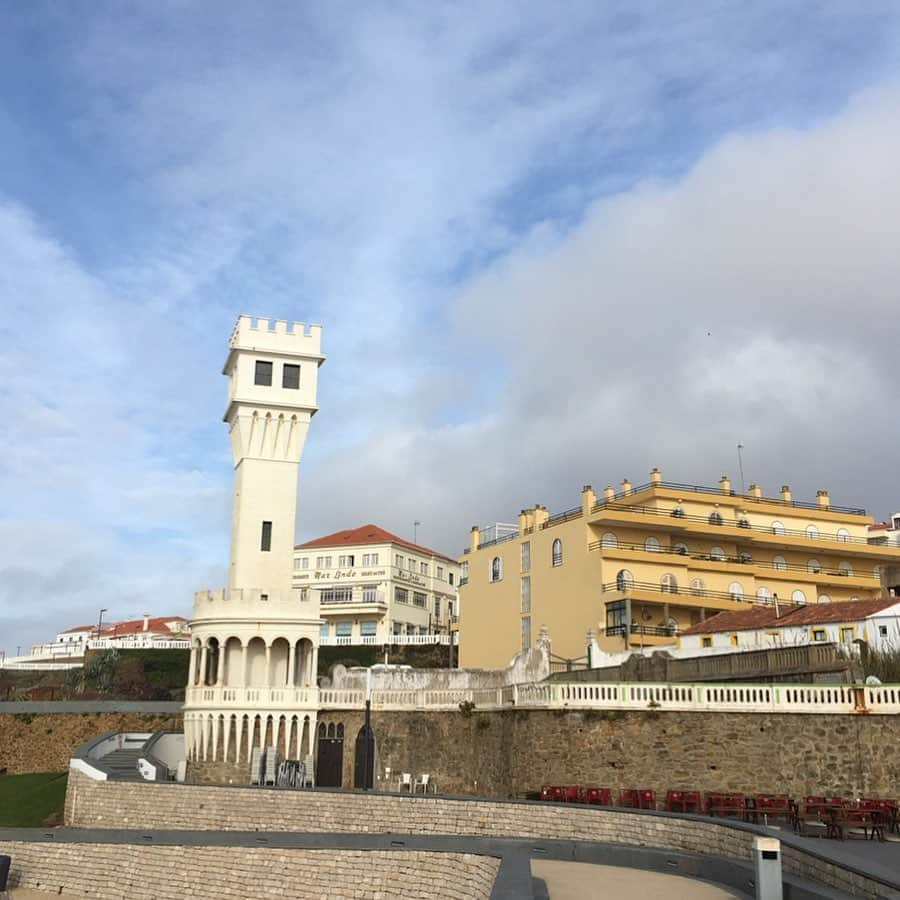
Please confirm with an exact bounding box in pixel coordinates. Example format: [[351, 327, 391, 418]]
[[363, 667, 372, 790], [96, 608, 108, 642]]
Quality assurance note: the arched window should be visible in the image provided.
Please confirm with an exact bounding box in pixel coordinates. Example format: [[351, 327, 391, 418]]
[[756, 587, 772, 603], [490, 556, 502, 582], [738, 516, 750, 528], [644, 536, 661, 553], [660, 573, 678, 594], [838, 561, 853, 576], [805, 524, 819, 539], [818, 594, 831, 604], [739, 552, 752, 564], [791, 589, 807, 605], [837, 528, 850, 543], [601, 531, 618, 548], [551, 539, 563, 566], [773, 555, 787, 571], [616, 569, 634, 591], [728, 581, 744, 600], [673, 541, 689, 556], [709, 511, 723, 525], [690, 578, 705, 596], [710, 546, 726, 561], [771, 521, 785, 535], [671, 506, 685, 518], [807, 559, 821, 574]]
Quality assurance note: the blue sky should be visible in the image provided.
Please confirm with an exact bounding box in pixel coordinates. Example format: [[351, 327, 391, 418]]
[[2, 2, 900, 653]]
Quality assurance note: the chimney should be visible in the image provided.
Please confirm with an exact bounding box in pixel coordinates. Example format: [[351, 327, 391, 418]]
[[816, 490, 830, 509], [142, 613, 150, 633], [748, 483, 762, 499], [470, 525, 480, 553], [534, 505, 550, 528], [780, 485, 792, 503], [650, 467, 662, 485], [621, 478, 632, 496], [604, 484, 616, 502], [719, 475, 731, 494], [518, 508, 535, 533], [581, 484, 596, 516]]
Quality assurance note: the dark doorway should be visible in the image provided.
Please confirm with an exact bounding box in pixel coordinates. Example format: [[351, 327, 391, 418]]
[[316, 721, 344, 787], [353, 724, 375, 789]]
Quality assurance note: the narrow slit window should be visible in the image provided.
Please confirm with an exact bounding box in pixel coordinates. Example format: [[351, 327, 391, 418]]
[[282, 364, 300, 389], [261, 520, 272, 551], [254, 360, 273, 386]]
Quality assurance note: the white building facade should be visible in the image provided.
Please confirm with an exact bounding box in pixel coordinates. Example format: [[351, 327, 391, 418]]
[[184, 315, 325, 772], [294, 524, 459, 645], [679, 597, 900, 652]]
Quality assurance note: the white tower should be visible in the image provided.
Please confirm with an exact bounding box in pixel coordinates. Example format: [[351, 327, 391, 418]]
[[184, 315, 325, 778]]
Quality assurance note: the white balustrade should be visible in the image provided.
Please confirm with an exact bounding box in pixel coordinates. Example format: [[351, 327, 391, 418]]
[[318, 633, 458, 647], [182, 679, 900, 715]]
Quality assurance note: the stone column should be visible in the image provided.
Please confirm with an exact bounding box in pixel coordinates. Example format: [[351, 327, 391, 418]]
[[216, 642, 226, 686], [188, 645, 197, 686], [199, 644, 209, 686], [241, 642, 250, 686], [287, 640, 297, 687], [265, 643, 272, 687], [310, 647, 319, 686]]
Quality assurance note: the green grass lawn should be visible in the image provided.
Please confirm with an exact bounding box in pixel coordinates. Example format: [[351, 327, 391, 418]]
[[0, 772, 68, 827]]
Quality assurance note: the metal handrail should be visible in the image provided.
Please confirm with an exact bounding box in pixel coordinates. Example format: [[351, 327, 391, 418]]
[[589, 501, 872, 544], [541, 506, 583, 528], [606, 624, 678, 638], [595, 480, 866, 515], [587, 540, 875, 578]]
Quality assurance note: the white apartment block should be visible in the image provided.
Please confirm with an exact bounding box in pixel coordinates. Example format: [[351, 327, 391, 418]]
[[294, 524, 459, 644]]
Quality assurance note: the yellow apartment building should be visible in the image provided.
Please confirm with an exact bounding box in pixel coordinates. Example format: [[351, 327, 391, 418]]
[[457, 469, 900, 668]]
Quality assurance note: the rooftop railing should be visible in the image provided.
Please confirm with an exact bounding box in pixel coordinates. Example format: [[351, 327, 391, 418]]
[[600, 579, 802, 607], [597, 481, 867, 515]]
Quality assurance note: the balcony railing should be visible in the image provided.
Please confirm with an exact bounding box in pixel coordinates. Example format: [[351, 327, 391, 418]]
[[606, 624, 678, 638], [541, 506, 583, 529], [601, 580, 796, 607], [589, 501, 874, 545], [587, 540, 878, 578]]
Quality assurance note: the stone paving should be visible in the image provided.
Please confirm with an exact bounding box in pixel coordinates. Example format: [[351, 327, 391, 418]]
[[531, 861, 749, 899]]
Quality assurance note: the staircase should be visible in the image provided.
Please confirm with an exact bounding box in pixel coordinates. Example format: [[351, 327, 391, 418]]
[[100, 748, 144, 781]]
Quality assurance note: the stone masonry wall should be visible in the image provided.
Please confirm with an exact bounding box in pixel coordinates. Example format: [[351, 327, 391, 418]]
[[314, 708, 900, 799], [0, 712, 183, 774], [0, 839, 499, 900], [62, 771, 893, 900]]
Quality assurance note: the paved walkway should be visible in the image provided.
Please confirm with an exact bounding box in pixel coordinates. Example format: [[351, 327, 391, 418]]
[[531, 861, 749, 899]]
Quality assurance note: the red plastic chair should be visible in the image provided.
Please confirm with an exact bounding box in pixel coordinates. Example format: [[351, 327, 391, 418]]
[[637, 789, 656, 810], [683, 791, 702, 812], [618, 788, 638, 808], [540, 786, 554, 801], [564, 785, 580, 803], [583, 787, 612, 806]]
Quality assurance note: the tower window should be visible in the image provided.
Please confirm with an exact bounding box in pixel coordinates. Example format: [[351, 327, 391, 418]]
[[282, 364, 300, 389], [260, 520, 272, 551], [254, 360, 273, 386]]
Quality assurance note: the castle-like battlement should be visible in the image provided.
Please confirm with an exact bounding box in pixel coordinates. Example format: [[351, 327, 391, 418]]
[[229, 314, 323, 358], [192, 587, 321, 623]]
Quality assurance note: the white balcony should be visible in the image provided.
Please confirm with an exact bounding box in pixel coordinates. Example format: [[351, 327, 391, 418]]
[[318, 633, 458, 647]]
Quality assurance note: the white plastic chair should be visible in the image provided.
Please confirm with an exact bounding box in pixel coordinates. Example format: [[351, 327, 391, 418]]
[[398, 772, 412, 792], [414, 773, 431, 793]]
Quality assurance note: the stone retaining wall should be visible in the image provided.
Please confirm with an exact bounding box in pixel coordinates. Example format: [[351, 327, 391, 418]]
[[63, 771, 895, 899], [0, 839, 498, 900], [0, 712, 182, 774]]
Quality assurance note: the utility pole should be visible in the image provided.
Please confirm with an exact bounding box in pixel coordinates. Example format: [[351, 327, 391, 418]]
[[413, 520, 421, 546], [737, 444, 746, 494]]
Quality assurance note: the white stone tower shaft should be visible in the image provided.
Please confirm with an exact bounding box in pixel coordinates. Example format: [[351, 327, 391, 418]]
[[184, 315, 325, 774]]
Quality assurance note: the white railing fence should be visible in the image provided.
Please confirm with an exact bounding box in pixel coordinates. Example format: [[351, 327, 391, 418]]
[[319, 633, 457, 647], [184, 680, 900, 715]]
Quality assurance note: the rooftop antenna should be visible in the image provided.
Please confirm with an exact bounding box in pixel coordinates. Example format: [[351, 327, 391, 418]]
[[736, 443, 746, 494], [413, 520, 421, 546]]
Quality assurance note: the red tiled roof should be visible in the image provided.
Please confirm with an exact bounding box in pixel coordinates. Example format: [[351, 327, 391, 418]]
[[682, 596, 898, 635], [869, 523, 894, 531], [60, 625, 96, 634], [296, 524, 455, 563], [681, 607, 782, 635], [108, 616, 189, 636]]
